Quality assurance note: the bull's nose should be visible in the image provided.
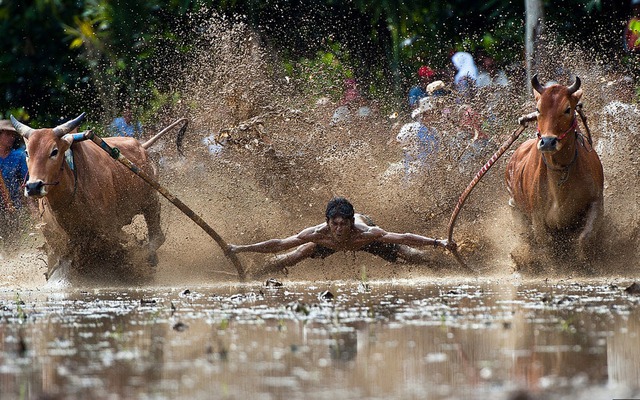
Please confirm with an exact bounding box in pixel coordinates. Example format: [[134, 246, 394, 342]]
[[537, 136, 558, 152], [24, 181, 45, 197]]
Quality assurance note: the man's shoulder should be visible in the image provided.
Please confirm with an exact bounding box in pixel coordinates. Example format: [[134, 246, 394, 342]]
[[111, 117, 126, 126], [298, 223, 328, 237], [355, 223, 385, 238], [4, 148, 26, 165]]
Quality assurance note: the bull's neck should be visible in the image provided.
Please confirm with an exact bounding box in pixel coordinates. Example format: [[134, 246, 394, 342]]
[[542, 138, 578, 187]]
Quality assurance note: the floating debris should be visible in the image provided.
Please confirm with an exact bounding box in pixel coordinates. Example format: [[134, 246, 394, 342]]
[[357, 282, 371, 293], [318, 290, 334, 302], [173, 322, 188, 332], [624, 282, 640, 295], [265, 278, 283, 287], [286, 301, 310, 315]]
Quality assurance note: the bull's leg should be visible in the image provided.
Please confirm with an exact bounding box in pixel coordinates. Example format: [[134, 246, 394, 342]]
[[531, 216, 551, 248], [143, 199, 165, 255], [576, 199, 603, 261], [512, 213, 552, 274]]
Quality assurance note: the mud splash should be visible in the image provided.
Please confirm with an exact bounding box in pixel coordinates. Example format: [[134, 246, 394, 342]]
[[2, 14, 639, 286]]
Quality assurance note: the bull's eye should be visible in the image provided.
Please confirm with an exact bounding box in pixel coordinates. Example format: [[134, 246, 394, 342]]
[[565, 106, 571, 114], [50, 148, 59, 158]]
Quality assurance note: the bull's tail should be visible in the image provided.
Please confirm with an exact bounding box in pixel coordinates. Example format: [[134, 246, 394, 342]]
[[142, 118, 188, 155]]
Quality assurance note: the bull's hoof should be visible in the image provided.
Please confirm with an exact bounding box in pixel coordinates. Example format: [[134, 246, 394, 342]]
[[147, 251, 159, 267]]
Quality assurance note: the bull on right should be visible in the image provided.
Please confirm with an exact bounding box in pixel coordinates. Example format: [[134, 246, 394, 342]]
[[505, 75, 604, 272]]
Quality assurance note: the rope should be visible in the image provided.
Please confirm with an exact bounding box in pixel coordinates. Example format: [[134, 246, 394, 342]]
[[445, 112, 537, 269]]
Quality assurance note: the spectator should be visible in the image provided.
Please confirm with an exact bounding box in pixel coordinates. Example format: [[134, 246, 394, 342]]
[[408, 65, 436, 109], [456, 104, 496, 175], [396, 82, 446, 176], [0, 119, 30, 237], [330, 78, 371, 125], [476, 53, 509, 88], [451, 52, 478, 93], [109, 104, 143, 138]]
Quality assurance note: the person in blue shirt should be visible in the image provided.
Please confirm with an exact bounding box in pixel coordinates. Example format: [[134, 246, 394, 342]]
[[408, 65, 435, 109], [0, 118, 33, 239], [0, 119, 28, 212], [109, 105, 143, 138]]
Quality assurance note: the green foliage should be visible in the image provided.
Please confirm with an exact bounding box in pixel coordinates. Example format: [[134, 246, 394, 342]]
[[282, 41, 355, 103], [0, 0, 634, 125]]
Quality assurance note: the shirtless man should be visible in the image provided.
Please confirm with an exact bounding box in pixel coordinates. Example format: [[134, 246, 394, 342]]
[[228, 197, 455, 277]]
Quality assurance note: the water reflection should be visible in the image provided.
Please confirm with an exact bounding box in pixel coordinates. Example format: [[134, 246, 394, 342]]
[[0, 280, 638, 399]]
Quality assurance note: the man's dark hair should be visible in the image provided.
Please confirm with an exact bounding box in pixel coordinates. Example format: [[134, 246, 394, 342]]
[[325, 197, 355, 221]]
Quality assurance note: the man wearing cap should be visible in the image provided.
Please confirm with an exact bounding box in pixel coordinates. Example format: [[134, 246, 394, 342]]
[[0, 119, 30, 241], [396, 80, 450, 177]]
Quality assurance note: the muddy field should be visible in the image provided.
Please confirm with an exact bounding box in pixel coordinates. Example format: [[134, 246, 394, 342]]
[[1, 278, 640, 399], [1, 15, 640, 400]]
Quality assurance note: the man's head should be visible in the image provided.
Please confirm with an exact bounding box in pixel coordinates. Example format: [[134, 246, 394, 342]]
[[418, 65, 435, 82], [326, 197, 355, 220], [0, 120, 18, 150], [325, 197, 355, 242]]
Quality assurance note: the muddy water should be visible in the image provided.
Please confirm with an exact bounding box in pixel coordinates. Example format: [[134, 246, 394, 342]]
[[1, 277, 639, 400]]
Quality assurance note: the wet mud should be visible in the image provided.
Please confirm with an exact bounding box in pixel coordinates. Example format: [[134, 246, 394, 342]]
[[1, 279, 640, 399], [3, 17, 638, 284]]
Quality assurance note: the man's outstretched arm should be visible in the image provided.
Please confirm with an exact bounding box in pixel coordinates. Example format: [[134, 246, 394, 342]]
[[227, 223, 326, 254], [376, 229, 455, 250], [228, 235, 307, 254]]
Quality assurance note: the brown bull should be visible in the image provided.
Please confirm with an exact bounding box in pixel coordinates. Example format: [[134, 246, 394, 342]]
[[505, 75, 604, 263], [10, 113, 166, 279]]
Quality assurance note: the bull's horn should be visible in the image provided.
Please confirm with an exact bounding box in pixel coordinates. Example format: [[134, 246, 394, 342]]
[[531, 74, 545, 94], [53, 112, 86, 137], [10, 115, 34, 139], [567, 76, 581, 94]]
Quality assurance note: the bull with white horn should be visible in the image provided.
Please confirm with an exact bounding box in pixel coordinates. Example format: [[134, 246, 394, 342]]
[[11, 113, 166, 283]]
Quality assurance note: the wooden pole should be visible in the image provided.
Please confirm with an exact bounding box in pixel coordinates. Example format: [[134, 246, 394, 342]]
[[84, 130, 246, 281]]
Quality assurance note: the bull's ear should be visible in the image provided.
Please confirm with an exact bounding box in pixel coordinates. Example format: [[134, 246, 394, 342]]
[[572, 89, 583, 102], [533, 90, 542, 102], [61, 134, 74, 146]]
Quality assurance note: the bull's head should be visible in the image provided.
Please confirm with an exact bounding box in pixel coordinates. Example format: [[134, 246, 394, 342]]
[[532, 74, 582, 153], [10, 113, 85, 197]]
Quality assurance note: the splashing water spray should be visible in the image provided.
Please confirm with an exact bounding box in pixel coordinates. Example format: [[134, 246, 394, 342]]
[[67, 120, 247, 282]]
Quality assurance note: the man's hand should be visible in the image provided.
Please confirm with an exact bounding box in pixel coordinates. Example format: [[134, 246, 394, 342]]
[[436, 238, 457, 252]]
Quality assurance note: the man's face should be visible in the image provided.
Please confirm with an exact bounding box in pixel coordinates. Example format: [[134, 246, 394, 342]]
[[0, 130, 16, 149], [328, 216, 353, 243]]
